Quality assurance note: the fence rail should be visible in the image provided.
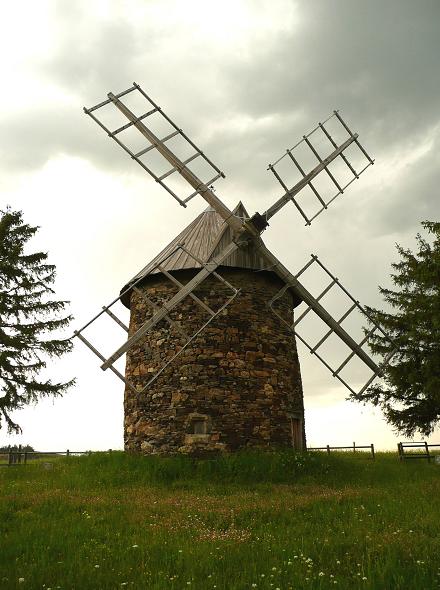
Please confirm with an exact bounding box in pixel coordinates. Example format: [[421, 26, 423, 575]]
[[306, 442, 375, 459], [2, 443, 440, 466], [1, 447, 94, 466], [397, 442, 440, 462]]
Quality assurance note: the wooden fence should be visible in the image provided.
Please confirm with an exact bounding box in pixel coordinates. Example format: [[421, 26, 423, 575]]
[[3, 443, 440, 466], [306, 442, 375, 459], [397, 442, 440, 461], [1, 446, 92, 466]]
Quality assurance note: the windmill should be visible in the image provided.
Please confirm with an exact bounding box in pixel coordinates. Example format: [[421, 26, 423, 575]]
[[74, 82, 394, 454]]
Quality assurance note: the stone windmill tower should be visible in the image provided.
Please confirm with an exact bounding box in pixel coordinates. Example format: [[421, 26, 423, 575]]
[[75, 83, 395, 455], [121, 202, 305, 455]]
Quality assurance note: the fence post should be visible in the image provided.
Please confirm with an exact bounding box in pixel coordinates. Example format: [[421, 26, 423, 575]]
[[370, 444, 375, 460], [397, 442, 403, 460], [18, 444, 22, 464], [7, 445, 11, 466], [326, 445, 330, 455], [24, 451, 27, 465], [353, 441, 356, 453], [425, 441, 431, 462], [66, 449, 70, 457]]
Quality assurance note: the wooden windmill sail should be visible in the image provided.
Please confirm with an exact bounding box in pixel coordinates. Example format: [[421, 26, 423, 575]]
[[75, 82, 395, 451]]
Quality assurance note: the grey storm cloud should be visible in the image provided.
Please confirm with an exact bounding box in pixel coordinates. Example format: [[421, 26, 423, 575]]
[[373, 131, 440, 234], [1, 0, 439, 229], [227, 1, 440, 137]]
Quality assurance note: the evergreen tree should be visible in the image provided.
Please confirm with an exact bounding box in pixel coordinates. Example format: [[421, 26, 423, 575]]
[[0, 208, 75, 433], [351, 221, 440, 437], [0, 444, 34, 452]]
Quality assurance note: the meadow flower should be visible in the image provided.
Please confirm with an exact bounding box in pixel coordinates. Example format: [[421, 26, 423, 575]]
[[131, 544, 139, 548], [94, 565, 100, 569], [18, 579, 25, 584], [318, 572, 325, 577]]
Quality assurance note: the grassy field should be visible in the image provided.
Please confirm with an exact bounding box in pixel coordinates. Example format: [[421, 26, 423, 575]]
[[1, 450, 440, 590]]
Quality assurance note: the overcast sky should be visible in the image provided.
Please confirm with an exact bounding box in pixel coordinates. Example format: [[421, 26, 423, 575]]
[[1, 0, 439, 451]]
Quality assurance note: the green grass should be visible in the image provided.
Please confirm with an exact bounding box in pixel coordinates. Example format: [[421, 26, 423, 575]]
[[1, 451, 440, 589]]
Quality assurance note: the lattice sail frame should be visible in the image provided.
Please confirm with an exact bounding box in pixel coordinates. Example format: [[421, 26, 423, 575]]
[[76, 81, 392, 395], [268, 255, 396, 395], [84, 83, 225, 207], [263, 111, 374, 225], [74, 243, 239, 393]]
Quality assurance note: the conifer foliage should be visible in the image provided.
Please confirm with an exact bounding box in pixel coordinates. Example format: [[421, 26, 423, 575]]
[[351, 221, 440, 436], [0, 209, 74, 432]]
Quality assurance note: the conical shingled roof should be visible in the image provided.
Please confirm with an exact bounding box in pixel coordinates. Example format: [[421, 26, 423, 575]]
[[130, 205, 227, 280], [130, 201, 269, 276], [120, 202, 295, 309], [120, 202, 301, 309]]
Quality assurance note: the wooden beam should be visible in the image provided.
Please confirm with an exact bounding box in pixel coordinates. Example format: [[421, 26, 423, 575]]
[[253, 240, 380, 374], [264, 134, 358, 221], [108, 92, 243, 234], [100, 239, 241, 370]]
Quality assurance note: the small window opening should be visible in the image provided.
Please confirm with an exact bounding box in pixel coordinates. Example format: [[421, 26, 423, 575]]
[[193, 419, 207, 435]]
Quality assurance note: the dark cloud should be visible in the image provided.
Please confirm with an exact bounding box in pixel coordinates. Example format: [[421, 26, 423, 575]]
[[1, 0, 439, 231], [226, 1, 440, 146], [0, 103, 142, 175], [371, 130, 440, 233]]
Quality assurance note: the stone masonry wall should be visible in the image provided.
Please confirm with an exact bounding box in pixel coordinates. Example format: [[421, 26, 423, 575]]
[[124, 268, 305, 455]]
